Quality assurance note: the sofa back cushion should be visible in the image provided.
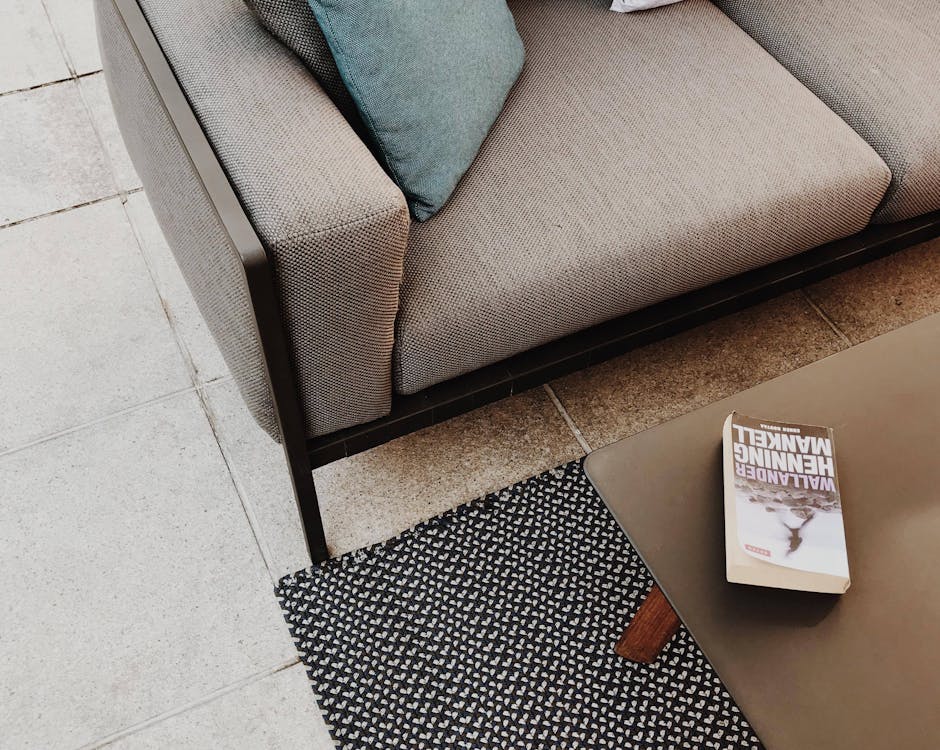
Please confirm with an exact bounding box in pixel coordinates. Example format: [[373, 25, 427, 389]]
[[715, 0, 940, 223], [244, 0, 363, 131]]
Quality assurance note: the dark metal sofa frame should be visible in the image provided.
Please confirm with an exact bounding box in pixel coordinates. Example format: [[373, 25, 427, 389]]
[[110, 0, 940, 563]]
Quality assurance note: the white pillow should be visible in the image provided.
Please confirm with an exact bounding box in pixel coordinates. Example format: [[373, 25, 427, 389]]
[[610, 0, 684, 11]]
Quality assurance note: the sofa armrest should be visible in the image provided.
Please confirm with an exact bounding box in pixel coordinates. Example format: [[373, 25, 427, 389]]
[[98, 0, 410, 439]]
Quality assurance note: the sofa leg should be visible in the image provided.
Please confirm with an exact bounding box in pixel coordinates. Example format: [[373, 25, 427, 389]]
[[281, 440, 329, 564], [297, 470, 329, 564]]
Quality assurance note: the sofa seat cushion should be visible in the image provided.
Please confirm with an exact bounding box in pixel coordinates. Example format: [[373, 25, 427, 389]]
[[392, 0, 891, 396], [716, 0, 940, 224]]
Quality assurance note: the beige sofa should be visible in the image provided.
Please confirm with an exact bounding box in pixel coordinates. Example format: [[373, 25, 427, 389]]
[[95, 0, 940, 560]]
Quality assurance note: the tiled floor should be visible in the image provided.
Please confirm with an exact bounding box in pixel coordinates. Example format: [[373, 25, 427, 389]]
[[2, 3, 939, 749]]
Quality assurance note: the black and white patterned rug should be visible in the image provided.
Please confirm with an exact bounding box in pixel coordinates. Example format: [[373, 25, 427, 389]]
[[276, 460, 762, 749]]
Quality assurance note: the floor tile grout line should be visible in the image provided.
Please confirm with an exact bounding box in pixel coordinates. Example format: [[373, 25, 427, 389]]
[[800, 288, 853, 348], [543, 384, 593, 454], [75, 70, 129, 201], [197, 383, 280, 585], [0, 67, 102, 101], [76, 658, 301, 750], [0, 378, 230, 460], [0, 73, 73, 98], [120, 196, 207, 391], [39, 0, 79, 78], [0, 188, 143, 231]]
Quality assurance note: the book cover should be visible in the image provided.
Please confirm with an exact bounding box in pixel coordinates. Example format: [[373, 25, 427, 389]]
[[722, 412, 850, 594]]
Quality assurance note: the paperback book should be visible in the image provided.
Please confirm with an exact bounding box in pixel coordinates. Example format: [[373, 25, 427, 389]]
[[722, 412, 850, 594]]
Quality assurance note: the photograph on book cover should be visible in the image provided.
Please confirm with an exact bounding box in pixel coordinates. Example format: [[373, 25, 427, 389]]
[[730, 413, 849, 578]]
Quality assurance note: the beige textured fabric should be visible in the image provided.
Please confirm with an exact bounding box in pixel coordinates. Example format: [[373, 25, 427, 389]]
[[716, 0, 940, 223], [242, 0, 363, 133], [394, 0, 891, 395], [97, 0, 278, 437], [133, 0, 410, 438]]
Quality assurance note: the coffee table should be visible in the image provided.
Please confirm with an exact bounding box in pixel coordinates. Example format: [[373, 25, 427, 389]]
[[584, 313, 940, 750]]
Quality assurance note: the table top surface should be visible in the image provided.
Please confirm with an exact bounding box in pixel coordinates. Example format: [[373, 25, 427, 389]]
[[584, 314, 940, 750]]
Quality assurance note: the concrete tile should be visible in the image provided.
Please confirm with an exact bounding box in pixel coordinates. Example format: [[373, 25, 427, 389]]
[[0, 198, 191, 451], [43, 0, 102, 75], [125, 192, 230, 384], [108, 664, 333, 750], [0, 80, 115, 224], [806, 237, 940, 344], [552, 292, 847, 450], [80, 72, 141, 192], [0, 0, 70, 93], [0, 391, 297, 750], [202, 380, 583, 576], [315, 386, 583, 559]]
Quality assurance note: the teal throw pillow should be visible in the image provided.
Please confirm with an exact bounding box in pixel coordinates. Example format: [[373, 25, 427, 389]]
[[306, 0, 524, 221]]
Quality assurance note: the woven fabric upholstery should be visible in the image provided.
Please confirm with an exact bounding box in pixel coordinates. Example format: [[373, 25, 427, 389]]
[[122, 0, 409, 438], [716, 0, 940, 224], [393, 0, 891, 395], [242, 0, 363, 132], [96, 0, 278, 438]]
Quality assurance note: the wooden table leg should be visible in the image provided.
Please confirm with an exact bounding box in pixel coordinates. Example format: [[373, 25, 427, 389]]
[[615, 583, 681, 663]]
